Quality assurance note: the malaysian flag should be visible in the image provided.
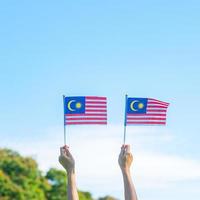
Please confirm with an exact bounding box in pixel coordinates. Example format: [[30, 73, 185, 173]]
[[64, 96, 107, 125], [125, 97, 169, 125]]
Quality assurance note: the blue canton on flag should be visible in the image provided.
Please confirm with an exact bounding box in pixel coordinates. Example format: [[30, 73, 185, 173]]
[[64, 97, 86, 114], [127, 98, 148, 114]]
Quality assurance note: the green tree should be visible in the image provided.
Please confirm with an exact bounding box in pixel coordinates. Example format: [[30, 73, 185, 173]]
[[78, 191, 93, 200], [98, 196, 119, 200], [0, 148, 117, 200], [46, 168, 93, 200], [0, 149, 50, 200], [46, 168, 67, 200], [0, 169, 23, 199]]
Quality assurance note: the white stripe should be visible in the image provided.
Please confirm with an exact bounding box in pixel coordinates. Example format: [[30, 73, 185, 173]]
[[147, 110, 167, 113], [85, 111, 107, 114], [127, 119, 166, 122], [147, 103, 168, 108], [66, 120, 107, 123], [127, 116, 166, 119], [146, 112, 167, 115], [85, 107, 107, 110], [127, 114, 166, 117], [85, 104, 107, 107], [66, 116, 107, 119], [147, 107, 168, 110], [85, 100, 107, 103]]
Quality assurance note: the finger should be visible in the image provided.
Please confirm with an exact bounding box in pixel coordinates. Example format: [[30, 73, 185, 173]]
[[126, 145, 131, 153], [60, 147, 65, 156], [59, 153, 71, 162], [60, 146, 69, 155], [120, 145, 125, 152], [120, 145, 126, 155], [63, 145, 69, 154], [64, 145, 69, 150], [65, 148, 73, 158], [125, 152, 132, 157]]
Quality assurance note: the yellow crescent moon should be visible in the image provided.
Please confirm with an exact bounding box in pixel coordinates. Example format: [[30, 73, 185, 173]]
[[68, 100, 76, 111], [130, 100, 139, 111]]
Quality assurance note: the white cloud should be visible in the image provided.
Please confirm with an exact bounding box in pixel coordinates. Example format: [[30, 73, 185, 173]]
[[1, 124, 200, 199]]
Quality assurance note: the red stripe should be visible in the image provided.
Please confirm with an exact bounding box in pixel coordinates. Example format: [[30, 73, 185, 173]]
[[65, 114, 107, 116], [126, 122, 166, 125], [86, 96, 106, 100], [86, 105, 107, 108], [66, 117, 107, 120], [147, 109, 167, 112], [147, 105, 168, 108], [127, 114, 166, 117], [86, 101, 106, 104], [66, 122, 107, 125], [147, 102, 168, 108], [86, 109, 107, 112], [127, 117, 166, 121], [148, 99, 168, 104], [148, 99, 169, 106]]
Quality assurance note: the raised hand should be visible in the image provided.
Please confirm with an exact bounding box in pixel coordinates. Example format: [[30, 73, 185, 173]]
[[118, 144, 133, 172], [59, 145, 75, 174]]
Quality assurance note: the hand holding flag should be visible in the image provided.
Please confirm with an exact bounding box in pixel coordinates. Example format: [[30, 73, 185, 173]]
[[123, 95, 170, 144]]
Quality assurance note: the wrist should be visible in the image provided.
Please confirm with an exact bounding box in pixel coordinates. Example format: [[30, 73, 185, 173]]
[[66, 167, 75, 175], [67, 169, 76, 184], [121, 168, 131, 175]]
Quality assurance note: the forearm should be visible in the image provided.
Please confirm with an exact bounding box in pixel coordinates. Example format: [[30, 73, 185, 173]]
[[122, 169, 138, 200], [67, 171, 79, 200]]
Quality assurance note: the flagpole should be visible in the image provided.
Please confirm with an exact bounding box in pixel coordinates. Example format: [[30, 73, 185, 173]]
[[63, 95, 67, 146], [123, 94, 128, 145]]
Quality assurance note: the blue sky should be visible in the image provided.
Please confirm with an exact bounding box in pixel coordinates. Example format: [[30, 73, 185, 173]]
[[0, 1, 200, 199]]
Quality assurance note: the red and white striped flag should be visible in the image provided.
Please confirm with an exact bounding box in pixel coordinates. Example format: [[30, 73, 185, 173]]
[[64, 96, 107, 125], [125, 97, 169, 125]]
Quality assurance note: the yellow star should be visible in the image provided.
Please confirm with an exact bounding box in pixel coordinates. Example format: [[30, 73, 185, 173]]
[[138, 103, 144, 109], [76, 102, 82, 109]]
